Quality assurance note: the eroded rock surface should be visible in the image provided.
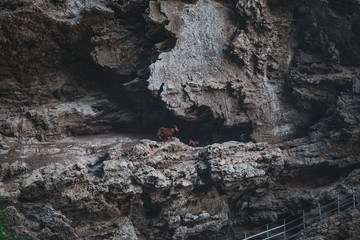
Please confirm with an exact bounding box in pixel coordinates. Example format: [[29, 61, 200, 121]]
[[0, 0, 360, 239], [0, 0, 169, 141], [1, 139, 283, 239], [147, 0, 300, 142], [1, 136, 359, 239], [146, 0, 360, 144]]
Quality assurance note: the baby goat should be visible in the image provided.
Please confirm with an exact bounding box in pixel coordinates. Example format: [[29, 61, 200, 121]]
[[188, 139, 199, 147], [157, 125, 178, 141]]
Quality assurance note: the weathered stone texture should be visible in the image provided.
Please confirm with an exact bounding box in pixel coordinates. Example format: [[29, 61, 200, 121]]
[[0, 0, 360, 239], [0, 139, 284, 239]]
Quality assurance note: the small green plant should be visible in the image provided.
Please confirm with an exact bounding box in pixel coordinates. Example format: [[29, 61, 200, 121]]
[[0, 187, 23, 240]]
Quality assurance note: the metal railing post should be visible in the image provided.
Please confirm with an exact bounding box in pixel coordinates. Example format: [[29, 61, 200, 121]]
[[283, 218, 286, 239], [303, 210, 306, 230], [241, 188, 359, 240], [353, 187, 356, 208]]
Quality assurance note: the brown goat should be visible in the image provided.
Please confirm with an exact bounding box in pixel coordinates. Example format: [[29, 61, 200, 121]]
[[157, 125, 178, 141], [188, 139, 199, 147]]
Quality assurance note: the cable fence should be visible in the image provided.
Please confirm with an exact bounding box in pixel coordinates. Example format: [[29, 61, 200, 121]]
[[236, 188, 359, 240]]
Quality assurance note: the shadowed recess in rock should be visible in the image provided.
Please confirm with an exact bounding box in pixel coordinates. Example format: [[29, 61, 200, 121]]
[[140, 104, 254, 146], [279, 164, 360, 189], [86, 151, 110, 179]]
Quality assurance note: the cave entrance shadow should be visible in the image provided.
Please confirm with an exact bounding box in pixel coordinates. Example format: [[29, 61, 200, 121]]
[[140, 106, 254, 146]]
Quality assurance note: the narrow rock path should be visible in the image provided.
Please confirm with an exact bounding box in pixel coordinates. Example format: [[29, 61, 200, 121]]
[[0, 133, 157, 171]]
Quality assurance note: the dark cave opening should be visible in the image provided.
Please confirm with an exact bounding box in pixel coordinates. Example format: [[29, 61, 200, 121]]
[[135, 104, 254, 146], [65, 63, 254, 146]]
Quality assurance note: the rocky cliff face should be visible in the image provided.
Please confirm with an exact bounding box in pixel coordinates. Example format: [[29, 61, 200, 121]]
[[0, 0, 360, 239]]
